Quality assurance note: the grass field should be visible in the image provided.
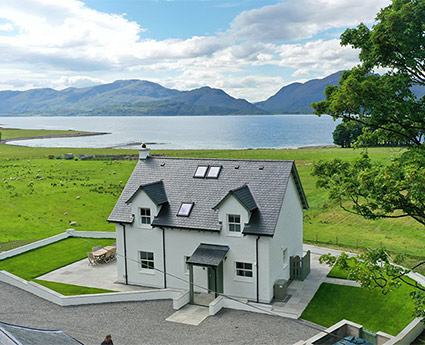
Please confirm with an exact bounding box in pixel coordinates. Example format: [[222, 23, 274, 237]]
[[0, 129, 422, 261], [301, 283, 415, 335], [0, 237, 115, 280]]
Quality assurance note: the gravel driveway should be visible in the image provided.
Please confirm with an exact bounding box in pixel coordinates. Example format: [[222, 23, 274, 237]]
[[0, 282, 321, 345]]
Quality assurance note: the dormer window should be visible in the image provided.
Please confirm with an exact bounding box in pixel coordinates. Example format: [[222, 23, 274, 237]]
[[140, 208, 151, 224], [194, 166, 208, 178], [228, 214, 241, 233], [207, 166, 222, 179], [177, 202, 194, 217]]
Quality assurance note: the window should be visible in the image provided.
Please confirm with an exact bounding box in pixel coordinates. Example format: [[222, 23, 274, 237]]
[[236, 262, 253, 277], [194, 166, 208, 178], [207, 166, 222, 179], [140, 251, 154, 270], [177, 202, 194, 217], [228, 214, 241, 232], [140, 208, 151, 224], [282, 248, 288, 265], [184, 256, 190, 273]]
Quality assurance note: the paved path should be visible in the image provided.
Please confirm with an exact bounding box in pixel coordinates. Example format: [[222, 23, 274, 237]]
[[37, 258, 147, 292], [0, 281, 321, 345], [166, 305, 210, 326], [271, 251, 332, 318]]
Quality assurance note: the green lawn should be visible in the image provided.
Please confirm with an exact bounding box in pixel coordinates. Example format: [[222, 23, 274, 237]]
[[301, 283, 416, 335], [0, 237, 115, 280], [33, 279, 116, 295]]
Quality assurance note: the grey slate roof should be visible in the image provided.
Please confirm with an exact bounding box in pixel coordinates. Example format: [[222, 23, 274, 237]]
[[187, 243, 229, 267], [126, 180, 168, 205], [0, 322, 83, 345], [213, 184, 258, 212], [108, 157, 308, 236]]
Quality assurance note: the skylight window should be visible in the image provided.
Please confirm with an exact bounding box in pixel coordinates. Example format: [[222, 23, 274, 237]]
[[207, 166, 222, 179], [177, 202, 194, 217], [194, 166, 208, 178]]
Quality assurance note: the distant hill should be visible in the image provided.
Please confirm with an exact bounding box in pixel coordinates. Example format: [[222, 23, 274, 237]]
[[2, 73, 424, 116], [0, 80, 266, 116], [255, 71, 343, 114]]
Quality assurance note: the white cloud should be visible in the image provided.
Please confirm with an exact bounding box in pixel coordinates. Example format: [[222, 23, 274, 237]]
[[0, 23, 13, 31], [230, 0, 390, 42], [0, 0, 391, 100]]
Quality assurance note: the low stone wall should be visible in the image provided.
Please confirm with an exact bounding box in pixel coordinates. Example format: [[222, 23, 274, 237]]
[[0, 270, 185, 307], [173, 291, 190, 310]]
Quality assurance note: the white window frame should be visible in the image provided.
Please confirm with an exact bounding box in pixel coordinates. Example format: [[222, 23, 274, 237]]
[[282, 248, 288, 269], [140, 208, 151, 225], [235, 261, 253, 281], [184, 256, 190, 274], [139, 251, 155, 272], [227, 214, 241, 234]]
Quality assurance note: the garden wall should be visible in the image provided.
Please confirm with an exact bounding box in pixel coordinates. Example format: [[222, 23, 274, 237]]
[[0, 229, 116, 260], [0, 270, 185, 307]]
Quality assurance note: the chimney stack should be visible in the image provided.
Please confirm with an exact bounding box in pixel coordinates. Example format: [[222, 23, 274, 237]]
[[139, 143, 150, 160]]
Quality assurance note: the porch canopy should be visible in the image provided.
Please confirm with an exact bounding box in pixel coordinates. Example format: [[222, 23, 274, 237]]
[[187, 244, 229, 267]]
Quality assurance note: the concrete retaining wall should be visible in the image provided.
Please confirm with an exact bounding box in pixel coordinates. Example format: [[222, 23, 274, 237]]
[[0, 230, 116, 261], [0, 270, 184, 307], [173, 291, 190, 310], [384, 318, 424, 345], [0, 233, 70, 260]]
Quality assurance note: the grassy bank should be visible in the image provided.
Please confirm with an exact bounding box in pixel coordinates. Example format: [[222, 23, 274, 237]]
[[0, 129, 421, 260], [301, 283, 415, 335]]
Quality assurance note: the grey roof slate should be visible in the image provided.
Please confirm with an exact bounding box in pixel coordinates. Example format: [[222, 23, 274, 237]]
[[187, 243, 229, 267], [108, 156, 308, 236], [0, 322, 83, 345], [214, 184, 258, 212], [126, 180, 168, 205]]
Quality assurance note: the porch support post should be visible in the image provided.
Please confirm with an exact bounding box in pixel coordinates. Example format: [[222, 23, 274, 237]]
[[189, 263, 194, 304]]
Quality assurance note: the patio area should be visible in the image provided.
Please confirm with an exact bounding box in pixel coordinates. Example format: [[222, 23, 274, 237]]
[[37, 258, 148, 292]]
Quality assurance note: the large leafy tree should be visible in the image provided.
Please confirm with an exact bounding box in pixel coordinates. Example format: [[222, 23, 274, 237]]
[[311, 0, 425, 315], [312, 0, 425, 225]]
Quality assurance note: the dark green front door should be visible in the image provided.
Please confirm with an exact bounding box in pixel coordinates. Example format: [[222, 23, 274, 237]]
[[207, 267, 216, 294]]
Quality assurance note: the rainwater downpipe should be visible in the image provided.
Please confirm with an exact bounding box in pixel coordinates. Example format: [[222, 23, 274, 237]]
[[121, 223, 128, 285], [161, 227, 167, 289], [256, 235, 260, 303]]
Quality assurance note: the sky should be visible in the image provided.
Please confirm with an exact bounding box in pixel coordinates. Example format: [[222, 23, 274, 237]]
[[0, 0, 391, 102]]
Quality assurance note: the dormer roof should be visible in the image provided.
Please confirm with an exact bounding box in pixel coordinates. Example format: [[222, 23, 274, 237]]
[[125, 180, 167, 206], [213, 184, 258, 212], [108, 157, 308, 236]]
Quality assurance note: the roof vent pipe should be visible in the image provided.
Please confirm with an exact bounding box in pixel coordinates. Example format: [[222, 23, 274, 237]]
[[139, 143, 150, 160]]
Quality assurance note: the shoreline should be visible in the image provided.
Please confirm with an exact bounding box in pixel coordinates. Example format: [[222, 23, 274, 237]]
[[0, 129, 109, 145]]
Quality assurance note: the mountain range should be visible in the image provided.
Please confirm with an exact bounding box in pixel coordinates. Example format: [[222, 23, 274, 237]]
[[0, 71, 421, 116]]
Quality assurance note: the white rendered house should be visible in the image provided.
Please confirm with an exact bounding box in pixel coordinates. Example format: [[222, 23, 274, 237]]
[[108, 146, 308, 303]]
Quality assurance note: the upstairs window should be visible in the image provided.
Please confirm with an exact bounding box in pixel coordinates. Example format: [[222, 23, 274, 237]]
[[228, 214, 241, 233], [177, 202, 194, 217], [236, 262, 253, 277], [207, 166, 222, 179], [194, 166, 208, 178], [140, 208, 151, 224]]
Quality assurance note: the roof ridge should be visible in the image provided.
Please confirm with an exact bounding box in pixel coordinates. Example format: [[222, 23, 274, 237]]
[[148, 156, 295, 163]]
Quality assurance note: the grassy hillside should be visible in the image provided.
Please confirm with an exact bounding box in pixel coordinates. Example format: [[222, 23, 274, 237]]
[[0, 132, 421, 263]]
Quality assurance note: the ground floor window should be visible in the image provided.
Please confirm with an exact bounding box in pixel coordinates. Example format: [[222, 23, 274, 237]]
[[140, 251, 154, 269], [236, 262, 253, 277]]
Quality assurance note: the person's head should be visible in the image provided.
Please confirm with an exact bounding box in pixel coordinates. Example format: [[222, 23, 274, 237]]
[[105, 334, 112, 343]]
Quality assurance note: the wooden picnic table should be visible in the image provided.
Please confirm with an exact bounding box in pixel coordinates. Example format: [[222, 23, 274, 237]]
[[92, 246, 116, 264]]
